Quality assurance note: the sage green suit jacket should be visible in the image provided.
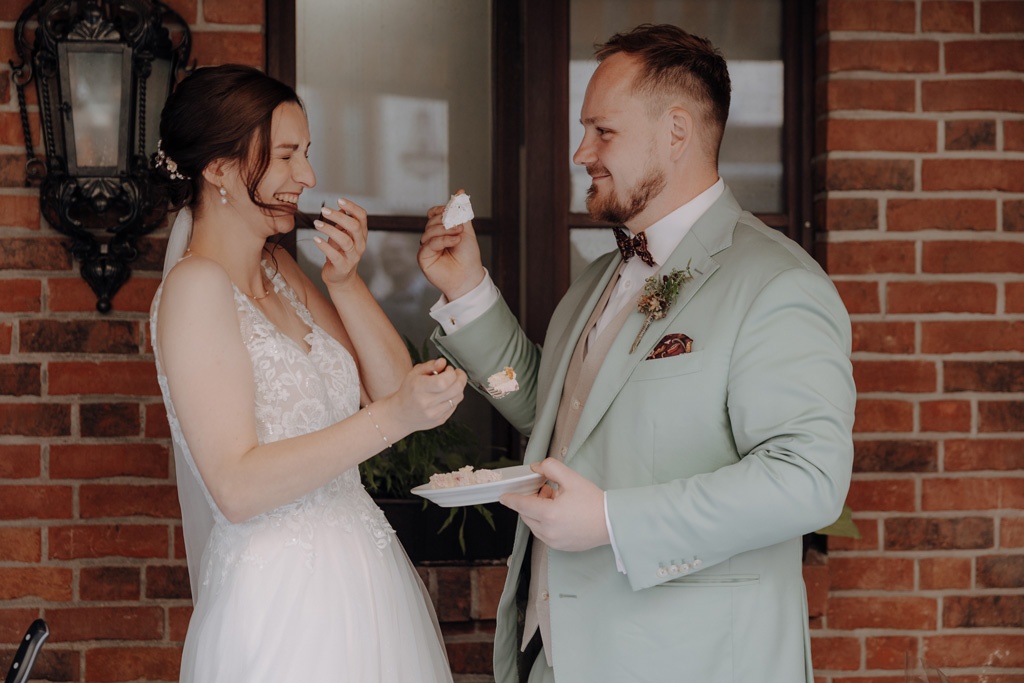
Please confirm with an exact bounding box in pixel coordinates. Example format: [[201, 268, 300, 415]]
[[432, 188, 855, 683]]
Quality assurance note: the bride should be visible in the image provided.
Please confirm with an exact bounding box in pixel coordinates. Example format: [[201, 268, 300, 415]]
[[150, 64, 463, 682]]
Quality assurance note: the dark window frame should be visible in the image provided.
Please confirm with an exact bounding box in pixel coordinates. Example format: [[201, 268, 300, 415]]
[[266, 0, 522, 459], [518, 0, 815, 340], [265, 0, 522, 318], [265, 0, 815, 449]]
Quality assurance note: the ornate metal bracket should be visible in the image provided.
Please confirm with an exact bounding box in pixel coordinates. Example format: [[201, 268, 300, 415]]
[[11, 0, 192, 312]]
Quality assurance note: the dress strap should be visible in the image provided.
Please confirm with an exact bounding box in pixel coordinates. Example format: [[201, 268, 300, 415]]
[[263, 262, 317, 329]]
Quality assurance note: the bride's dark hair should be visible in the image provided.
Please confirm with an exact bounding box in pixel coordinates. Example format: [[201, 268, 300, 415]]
[[154, 64, 304, 213]]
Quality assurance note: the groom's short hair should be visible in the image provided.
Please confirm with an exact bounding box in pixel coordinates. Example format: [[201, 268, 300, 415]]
[[596, 24, 731, 162]]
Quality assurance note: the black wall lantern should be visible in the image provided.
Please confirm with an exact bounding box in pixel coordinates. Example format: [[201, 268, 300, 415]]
[[11, 0, 191, 312]]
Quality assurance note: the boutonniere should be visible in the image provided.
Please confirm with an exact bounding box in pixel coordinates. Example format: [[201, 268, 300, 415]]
[[630, 264, 694, 354]]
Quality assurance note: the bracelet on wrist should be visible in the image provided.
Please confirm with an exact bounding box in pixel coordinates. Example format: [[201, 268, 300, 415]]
[[365, 406, 390, 447]]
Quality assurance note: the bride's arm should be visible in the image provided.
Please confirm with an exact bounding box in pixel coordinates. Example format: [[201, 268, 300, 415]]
[[290, 199, 411, 404], [281, 250, 410, 406], [157, 257, 461, 523]]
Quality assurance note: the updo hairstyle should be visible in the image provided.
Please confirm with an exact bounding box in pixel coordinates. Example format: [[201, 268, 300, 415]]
[[153, 64, 303, 212]]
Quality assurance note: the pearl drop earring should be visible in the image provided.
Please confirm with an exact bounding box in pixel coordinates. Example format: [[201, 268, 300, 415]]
[[219, 186, 228, 204]]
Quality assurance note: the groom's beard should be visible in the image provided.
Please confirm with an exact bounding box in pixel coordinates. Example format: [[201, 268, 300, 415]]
[[585, 163, 666, 226]]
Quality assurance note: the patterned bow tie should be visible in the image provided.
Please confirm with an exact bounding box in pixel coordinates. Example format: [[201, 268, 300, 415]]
[[613, 227, 656, 267]]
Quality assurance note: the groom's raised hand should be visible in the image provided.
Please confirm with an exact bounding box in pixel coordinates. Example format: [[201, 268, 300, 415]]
[[418, 189, 486, 302], [501, 458, 610, 552]]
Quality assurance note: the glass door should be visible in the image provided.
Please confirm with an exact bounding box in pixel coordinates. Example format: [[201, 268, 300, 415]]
[[268, 0, 522, 462]]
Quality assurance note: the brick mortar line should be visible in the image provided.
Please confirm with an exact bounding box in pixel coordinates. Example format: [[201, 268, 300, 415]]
[[820, 70, 1024, 80], [843, 470, 1024, 478], [843, 315, 1024, 321], [824, 111, 1024, 120], [852, 435, 1024, 441], [833, 513, 1021, 521], [839, 275, 1024, 282], [816, 190, 1024, 198], [825, 31, 1024, 41], [821, 150, 1024, 159], [820, 72, 1023, 81]]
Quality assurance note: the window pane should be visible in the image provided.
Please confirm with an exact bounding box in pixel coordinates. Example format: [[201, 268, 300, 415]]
[[296, 229, 494, 347], [295, 0, 492, 217], [295, 229, 496, 452], [569, 0, 783, 215], [569, 227, 616, 282]]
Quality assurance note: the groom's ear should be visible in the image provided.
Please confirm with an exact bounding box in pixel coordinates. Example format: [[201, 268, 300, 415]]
[[667, 106, 693, 162]]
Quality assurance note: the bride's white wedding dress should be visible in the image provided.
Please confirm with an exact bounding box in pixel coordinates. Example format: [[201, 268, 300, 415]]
[[152, 264, 453, 683]]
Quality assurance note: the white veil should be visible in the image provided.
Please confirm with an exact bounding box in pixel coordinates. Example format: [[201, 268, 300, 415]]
[[157, 207, 214, 600], [162, 206, 193, 277]]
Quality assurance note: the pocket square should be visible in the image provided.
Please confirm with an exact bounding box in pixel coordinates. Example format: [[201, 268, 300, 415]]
[[646, 333, 693, 360]]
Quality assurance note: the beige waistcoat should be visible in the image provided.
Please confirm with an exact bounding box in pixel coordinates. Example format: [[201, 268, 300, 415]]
[[522, 266, 633, 665]]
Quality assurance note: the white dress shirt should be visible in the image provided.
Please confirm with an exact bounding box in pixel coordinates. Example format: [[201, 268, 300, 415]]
[[429, 178, 726, 572]]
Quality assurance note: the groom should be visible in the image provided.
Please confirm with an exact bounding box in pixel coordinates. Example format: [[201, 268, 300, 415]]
[[418, 24, 855, 683]]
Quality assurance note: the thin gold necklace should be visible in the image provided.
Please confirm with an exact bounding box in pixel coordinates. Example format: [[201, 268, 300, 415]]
[[248, 275, 272, 301]]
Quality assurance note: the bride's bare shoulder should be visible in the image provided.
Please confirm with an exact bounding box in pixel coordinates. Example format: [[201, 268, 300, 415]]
[[156, 255, 237, 331], [162, 255, 233, 300]]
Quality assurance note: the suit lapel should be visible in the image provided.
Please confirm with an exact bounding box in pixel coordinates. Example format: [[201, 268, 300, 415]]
[[564, 187, 743, 463], [524, 252, 621, 465]]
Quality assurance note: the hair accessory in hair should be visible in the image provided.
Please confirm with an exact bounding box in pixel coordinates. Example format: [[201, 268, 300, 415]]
[[154, 139, 189, 180]]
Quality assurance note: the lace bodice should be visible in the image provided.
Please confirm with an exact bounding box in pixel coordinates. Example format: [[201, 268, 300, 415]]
[[152, 263, 393, 591]]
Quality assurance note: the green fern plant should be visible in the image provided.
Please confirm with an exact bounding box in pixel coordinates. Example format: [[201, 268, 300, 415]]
[[359, 338, 512, 553]]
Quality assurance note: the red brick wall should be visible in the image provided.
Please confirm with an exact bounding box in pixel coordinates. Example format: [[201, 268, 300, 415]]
[[0, 1, 268, 680], [0, 2, 501, 680], [813, 1, 1024, 680], [2, 1, 1021, 682]]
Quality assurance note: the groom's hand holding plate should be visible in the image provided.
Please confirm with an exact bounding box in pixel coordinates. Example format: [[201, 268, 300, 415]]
[[500, 459, 611, 552]]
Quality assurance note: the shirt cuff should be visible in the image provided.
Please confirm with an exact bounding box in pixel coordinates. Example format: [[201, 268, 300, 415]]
[[429, 269, 499, 335], [605, 492, 627, 574]]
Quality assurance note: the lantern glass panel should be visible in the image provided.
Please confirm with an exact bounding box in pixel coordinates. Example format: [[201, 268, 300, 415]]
[[60, 44, 131, 173]]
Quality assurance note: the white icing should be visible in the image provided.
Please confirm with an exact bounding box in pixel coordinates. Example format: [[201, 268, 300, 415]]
[[442, 193, 474, 229]]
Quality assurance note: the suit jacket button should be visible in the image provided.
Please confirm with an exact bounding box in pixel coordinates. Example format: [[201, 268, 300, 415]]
[[668, 564, 679, 575], [656, 567, 668, 578], [680, 563, 690, 573], [692, 559, 703, 569]]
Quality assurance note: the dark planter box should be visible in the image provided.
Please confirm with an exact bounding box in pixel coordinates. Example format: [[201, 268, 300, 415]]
[[376, 498, 519, 564]]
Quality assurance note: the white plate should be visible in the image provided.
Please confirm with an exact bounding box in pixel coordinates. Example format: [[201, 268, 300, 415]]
[[411, 465, 544, 508]]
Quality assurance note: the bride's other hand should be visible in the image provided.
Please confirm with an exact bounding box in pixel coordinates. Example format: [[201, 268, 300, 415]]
[[377, 358, 467, 437], [314, 197, 367, 289], [418, 189, 486, 302]]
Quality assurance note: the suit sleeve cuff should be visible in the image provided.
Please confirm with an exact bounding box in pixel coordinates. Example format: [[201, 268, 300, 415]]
[[605, 492, 627, 574], [429, 269, 498, 334]]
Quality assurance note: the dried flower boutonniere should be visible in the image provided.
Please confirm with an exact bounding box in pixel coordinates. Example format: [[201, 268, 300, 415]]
[[630, 264, 694, 354]]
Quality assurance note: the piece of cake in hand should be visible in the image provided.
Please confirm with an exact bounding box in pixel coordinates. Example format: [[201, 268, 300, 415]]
[[442, 193, 474, 229], [429, 465, 502, 489]]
